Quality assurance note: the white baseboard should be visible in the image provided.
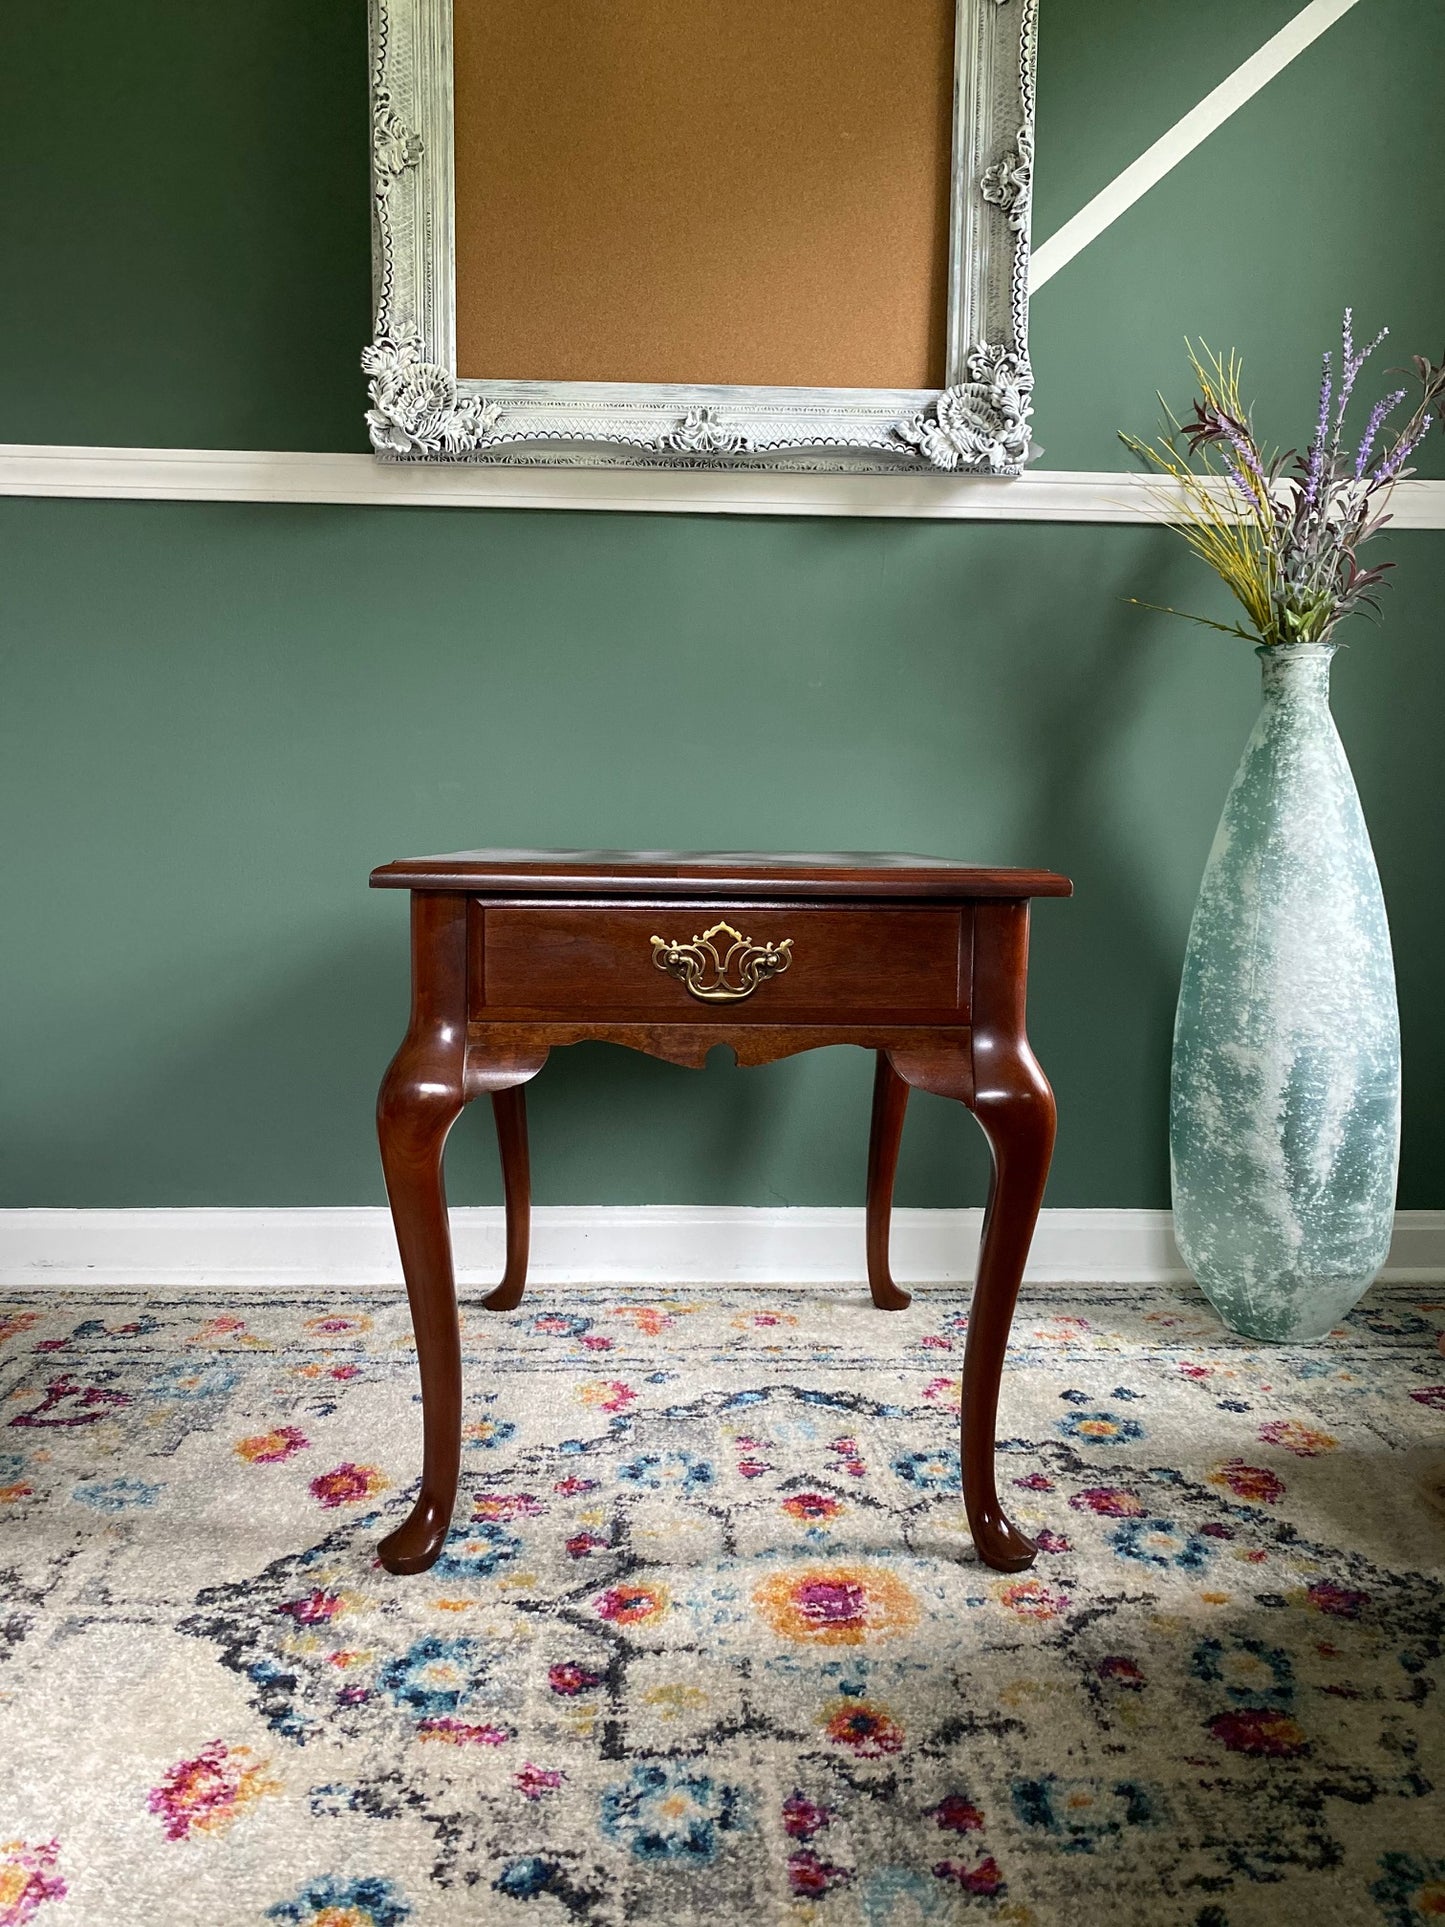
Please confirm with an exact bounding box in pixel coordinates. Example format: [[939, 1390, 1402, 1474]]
[[0, 1207, 1439, 1292]]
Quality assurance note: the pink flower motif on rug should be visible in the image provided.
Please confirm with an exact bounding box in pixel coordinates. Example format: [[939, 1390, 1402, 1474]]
[[303, 1313, 372, 1337], [513, 1764, 564, 1799], [0, 1839, 66, 1926], [929, 1793, 984, 1833], [781, 1493, 842, 1522], [1305, 1581, 1370, 1619], [787, 1849, 852, 1895], [999, 1579, 1071, 1621], [234, 1426, 308, 1464], [566, 1532, 610, 1560], [416, 1719, 511, 1746], [823, 1701, 904, 1757], [577, 1381, 637, 1413], [610, 1305, 676, 1336], [548, 1663, 602, 1697], [827, 1436, 867, 1479], [10, 1378, 129, 1428], [1207, 1710, 1309, 1758], [933, 1855, 1006, 1895], [309, 1463, 389, 1507], [781, 1792, 833, 1840], [1209, 1459, 1287, 1503], [1256, 1420, 1337, 1457], [275, 1590, 344, 1626], [146, 1742, 280, 1841], [472, 1492, 543, 1521], [1069, 1486, 1146, 1518], [1097, 1656, 1146, 1689], [189, 1315, 261, 1346]]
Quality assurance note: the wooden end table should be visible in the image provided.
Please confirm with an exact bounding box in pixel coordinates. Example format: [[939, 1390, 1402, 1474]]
[[370, 849, 1071, 1576]]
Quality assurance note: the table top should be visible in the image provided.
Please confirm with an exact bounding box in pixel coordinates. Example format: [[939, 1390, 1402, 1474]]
[[371, 848, 1073, 899]]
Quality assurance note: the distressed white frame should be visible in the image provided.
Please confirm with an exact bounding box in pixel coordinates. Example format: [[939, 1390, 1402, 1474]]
[[365, 0, 1038, 474]]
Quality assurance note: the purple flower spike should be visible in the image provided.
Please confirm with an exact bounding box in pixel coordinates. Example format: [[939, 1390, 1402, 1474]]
[[1356, 390, 1407, 477], [1224, 427, 1266, 485], [1337, 311, 1388, 428], [1227, 466, 1255, 505], [1305, 354, 1331, 508], [1378, 416, 1432, 482]]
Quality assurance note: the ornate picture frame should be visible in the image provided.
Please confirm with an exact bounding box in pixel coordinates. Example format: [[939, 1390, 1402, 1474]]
[[366, 0, 1038, 474]]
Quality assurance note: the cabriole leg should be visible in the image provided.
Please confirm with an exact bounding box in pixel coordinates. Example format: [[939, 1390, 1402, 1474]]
[[481, 1084, 532, 1313], [865, 1051, 912, 1310], [376, 1060, 466, 1576], [960, 901, 1057, 1572], [376, 893, 468, 1577]]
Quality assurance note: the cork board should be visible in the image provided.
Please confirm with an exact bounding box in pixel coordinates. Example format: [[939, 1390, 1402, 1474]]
[[452, 0, 956, 391]]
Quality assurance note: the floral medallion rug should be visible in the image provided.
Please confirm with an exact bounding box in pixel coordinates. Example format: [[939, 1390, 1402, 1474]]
[[1, 1281, 1442, 1927]]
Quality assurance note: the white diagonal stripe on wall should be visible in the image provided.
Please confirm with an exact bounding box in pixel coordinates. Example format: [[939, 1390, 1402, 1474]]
[[1030, 0, 1365, 291]]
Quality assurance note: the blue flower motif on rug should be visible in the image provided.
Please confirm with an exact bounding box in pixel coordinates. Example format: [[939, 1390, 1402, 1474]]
[[376, 1635, 489, 1718], [1370, 1851, 1445, 1926], [1057, 1409, 1145, 1445], [432, 1519, 522, 1578], [1010, 1776, 1162, 1853], [71, 1476, 163, 1511], [599, 1763, 747, 1862], [1190, 1634, 1295, 1706], [146, 1359, 241, 1401], [615, 1450, 714, 1494], [267, 1874, 411, 1924], [891, 1446, 960, 1488], [1110, 1516, 1215, 1571]]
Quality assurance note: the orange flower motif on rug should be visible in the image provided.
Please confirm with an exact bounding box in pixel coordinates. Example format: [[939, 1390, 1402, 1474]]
[[593, 1583, 670, 1627], [235, 1425, 309, 1464], [754, 1566, 920, 1645]]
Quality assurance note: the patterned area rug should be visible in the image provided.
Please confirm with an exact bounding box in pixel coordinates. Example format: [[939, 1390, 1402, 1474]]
[[1, 1281, 1442, 1927]]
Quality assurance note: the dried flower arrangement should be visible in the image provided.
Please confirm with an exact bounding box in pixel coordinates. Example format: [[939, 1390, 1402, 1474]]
[[1121, 312, 1444, 646]]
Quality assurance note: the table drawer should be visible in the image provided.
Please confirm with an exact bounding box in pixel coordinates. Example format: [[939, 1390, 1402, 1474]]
[[476, 904, 968, 1019]]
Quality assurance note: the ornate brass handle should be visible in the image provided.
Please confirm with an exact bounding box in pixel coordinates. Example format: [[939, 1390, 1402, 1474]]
[[650, 920, 794, 1004]]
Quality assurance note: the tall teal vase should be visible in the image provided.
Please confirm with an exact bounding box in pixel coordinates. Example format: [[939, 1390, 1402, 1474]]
[[1170, 641, 1400, 1342]]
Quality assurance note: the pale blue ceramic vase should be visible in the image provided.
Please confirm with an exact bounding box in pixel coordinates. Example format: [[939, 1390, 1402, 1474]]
[[1170, 640, 1400, 1342]]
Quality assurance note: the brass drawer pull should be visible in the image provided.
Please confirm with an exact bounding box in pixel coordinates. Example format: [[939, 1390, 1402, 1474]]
[[650, 920, 793, 1003]]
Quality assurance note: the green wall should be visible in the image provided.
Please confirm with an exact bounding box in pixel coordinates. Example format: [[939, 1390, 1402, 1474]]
[[2, 1, 1442, 1210]]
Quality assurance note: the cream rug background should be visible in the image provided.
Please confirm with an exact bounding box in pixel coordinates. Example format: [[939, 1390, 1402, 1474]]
[[2, 1281, 1442, 1926]]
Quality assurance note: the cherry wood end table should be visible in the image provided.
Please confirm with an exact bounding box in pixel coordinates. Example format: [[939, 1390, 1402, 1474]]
[[370, 849, 1071, 1578]]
